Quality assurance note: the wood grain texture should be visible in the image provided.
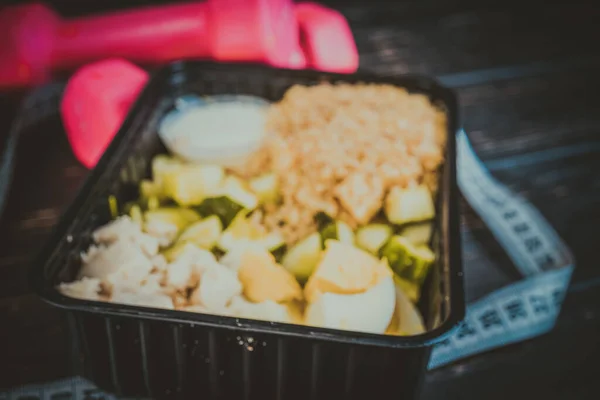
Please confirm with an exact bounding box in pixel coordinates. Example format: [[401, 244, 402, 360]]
[[1, 1, 599, 397]]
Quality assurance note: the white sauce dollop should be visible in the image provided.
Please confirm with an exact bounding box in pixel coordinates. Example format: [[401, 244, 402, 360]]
[[158, 96, 269, 167]]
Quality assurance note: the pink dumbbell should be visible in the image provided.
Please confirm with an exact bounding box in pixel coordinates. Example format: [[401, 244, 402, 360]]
[[0, 0, 358, 90], [61, 59, 149, 168]]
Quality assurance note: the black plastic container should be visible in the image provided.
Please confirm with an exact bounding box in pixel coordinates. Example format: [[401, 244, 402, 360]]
[[30, 62, 464, 400]]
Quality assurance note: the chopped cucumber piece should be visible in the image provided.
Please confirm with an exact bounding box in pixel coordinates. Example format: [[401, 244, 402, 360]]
[[128, 204, 144, 225], [151, 155, 183, 186], [217, 176, 258, 210], [319, 220, 354, 248], [218, 232, 284, 253], [380, 235, 435, 285], [271, 244, 287, 263], [314, 211, 335, 230], [356, 224, 393, 254], [121, 201, 136, 214], [195, 196, 245, 228], [249, 173, 280, 204], [138, 177, 166, 209], [217, 211, 284, 253], [314, 211, 354, 247], [393, 275, 421, 303], [147, 196, 160, 210], [162, 164, 224, 206], [162, 241, 193, 262], [194, 176, 258, 227], [177, 215, 223, 250], [399, 222, 433, 246], [281, 232, 322, 283], [336, 221, 354, 244], [320, 223, 337, 244], [140, 179, 164, 200], [385, 184, 435, 225], [393, 277, 425, 334], [108, 195, 118, 218], [144, 208, 201, 231]]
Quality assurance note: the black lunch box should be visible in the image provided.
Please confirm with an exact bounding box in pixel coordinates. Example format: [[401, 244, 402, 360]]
[[30, 62, 465, 400]]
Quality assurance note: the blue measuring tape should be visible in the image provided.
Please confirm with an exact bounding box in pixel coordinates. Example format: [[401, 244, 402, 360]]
[[428, 130, 575, 369], [2, 98, 575, 397]]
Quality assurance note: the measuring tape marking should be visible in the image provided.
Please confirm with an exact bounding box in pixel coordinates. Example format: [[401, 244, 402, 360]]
[[429, 266, 572, 369], [457, 130, 574, 277], [428, 130, 575, 369]]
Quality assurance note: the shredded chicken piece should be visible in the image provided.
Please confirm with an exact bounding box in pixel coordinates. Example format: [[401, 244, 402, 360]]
[[111, 291, 174, 310], [93, 216, 159, 256], [139, 273, 164, 295], [227, 296, 292, 324], [144, 219, 179, 248], [164, 244, 220, 291], [171, 293, 189, 308], [58, 277, 102, 301], [165, 257, 199, 291], [150, 254, 168, 272], [79, 240, 154, 290], [190, 264, 242, 311]]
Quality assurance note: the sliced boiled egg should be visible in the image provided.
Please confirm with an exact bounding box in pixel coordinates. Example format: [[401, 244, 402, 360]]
[[304, 240, 392, 303], [237, 247, 303, 303], [304, 275, 396, 334], [227, 296, 293, 324], [302, 240, 396, 334], [386, 280, 425, 336]]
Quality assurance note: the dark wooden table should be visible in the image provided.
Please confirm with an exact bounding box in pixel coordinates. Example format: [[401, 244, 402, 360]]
[[1, 0, 600, 398]]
